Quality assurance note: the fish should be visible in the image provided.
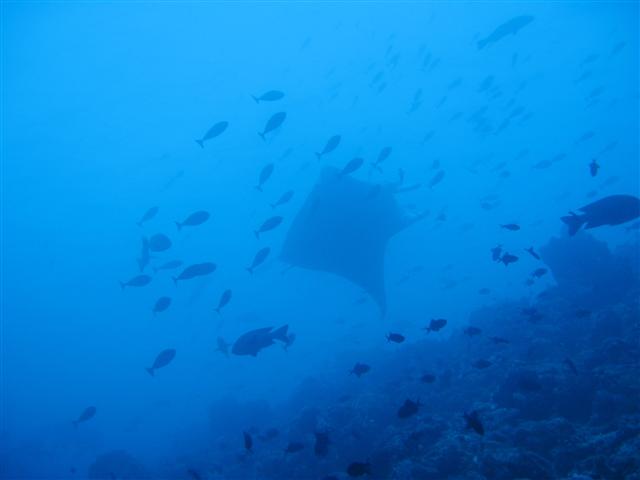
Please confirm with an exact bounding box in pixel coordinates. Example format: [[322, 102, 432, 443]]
[[153, 260, 183, 274], [525, 246, 540, 260], [119, 274, 152, 290], [137, 206, 159, 227], [500, 223, 520, 231], [561, 195, 640, 235], [73, 406, 96, 428], [175, 211, 210, 230], [472, 359, 492, 369], [251, 90, 284, 103], [314, 431, 330, 457], [284, 442, 305, 454], [463, 410, 484, 435], [316, 135, 341, 159], [589, 159, 600, 177], [271, 190, 294, 209], [421, 373, 436, 383], [246, 247, 270, 274], [386, 332, 405, 343], [340, 157, 364, 176], [489, 336, 510, 344], [255, 164, 274, 192], [215, 289, 232, 314], [350, 362, 371, 377], [464, 326, 482, 337], [371, 146, 392, 172], [477, 15, 534, 49], [196, 121, 228, 148], [147, 233, 172, 252], [232, 325, 288, 356], [137, 237, 151, 272], [347, 462, 371, 477], [501, 253, 519, 266], [531, 267, 547, 278], [152, 296, 171, 315], [146, 348, 176, 376], [258, 112, 286, 141], [172, 262, 217, 284], [215, 337, 231, 357], [243, 431, 253, 452], [491, 245, 503, 262], [254, 216, 283, 239], [424, 318, 447, 333], [429, 170, 445, 188], [397, 399, 420, 418]]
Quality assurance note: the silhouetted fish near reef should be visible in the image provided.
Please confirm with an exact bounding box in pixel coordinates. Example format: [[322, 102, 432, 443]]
[[215, 289, 232, 314], [424, 318, 447, 333], [386, 332, 405, 343], [350, 362, 371, 377], [136, 206, 158, 227], [73, 406, 96, 428]]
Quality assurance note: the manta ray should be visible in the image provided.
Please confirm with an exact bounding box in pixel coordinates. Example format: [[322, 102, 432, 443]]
[[280, 167, 425, 315]]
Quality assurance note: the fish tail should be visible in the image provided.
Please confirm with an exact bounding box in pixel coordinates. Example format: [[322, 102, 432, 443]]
[[195, 139, 204, 149], [254, 230, 260, 239], [119, 281, 125, 291], [175, 221, 182, 231], [561, 212, 585, 236], [251, 95, 259, 104], [145, 367, 155, 377], [258, 132, 266, 141], [246, 267, 253, 275]]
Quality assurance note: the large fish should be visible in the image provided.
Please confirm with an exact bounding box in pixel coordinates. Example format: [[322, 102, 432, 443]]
[[251, 90, 284, 103], [258, 112, 286, 141], [146, 348, 176, 376], [196, 121, 228, 148], [315, 135, 341, 159], [561, 194, 640, 236], [232, 325, 288, 356], [477, 15, 534, 50], [173, 262, 217, 284]]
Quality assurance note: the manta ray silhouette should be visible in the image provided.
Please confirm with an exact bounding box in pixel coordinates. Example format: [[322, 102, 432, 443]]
[[280, 167, 424, 315]]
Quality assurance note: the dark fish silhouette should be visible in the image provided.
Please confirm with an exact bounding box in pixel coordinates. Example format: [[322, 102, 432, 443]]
[[119, 274, 151, 290], [258, 112, 286, 141], [350, 362, 371, 377], [215, 289, 232, 314], [147, 233, 172, 252], [489, 336, 510, 344], [173, 262, 216, 284], [398, 399, 420, 418], [424, 318, 447, 333], [152, 296, 171, 315], [73, 406, 96, 428], [316, 135, 341, 159], [561, 195, 640, 235], [175, 211, 209, 230], [347, 462, 371, 477], [137, 237, 151, 272], [153, 259, 183, 274], [246, 247, 270, 274], [501, 253, 519, 266], [491, 245, 503, 262], [477, 15, 534, 50], [500, 223, 520, 231], [531, 267, 547, 278], [429, 170, 445, 188], [371, 146, 392, 172], [232, 325, 289, 356], [136, 206, 159, 227], [251, 90, 284, 103], [146, 348, 176, 376], [589, 159, 600, 177], [463, 410, 484, 435], [525, 246, 540, 260], [254, 216, 283, 239], [243, 431, 253, 452], [386, 332, 405, 343], [464, 326, 482, 337], [255, 164, 274, 192], [271, 190, 294, 209], [340, 157, 364, 176], [196, 121, 228, 148]]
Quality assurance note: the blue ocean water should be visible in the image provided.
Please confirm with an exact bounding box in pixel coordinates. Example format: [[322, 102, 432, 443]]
[[1, 2, 639, 479]]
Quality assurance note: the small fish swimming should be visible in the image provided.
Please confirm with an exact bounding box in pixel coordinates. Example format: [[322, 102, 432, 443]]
[[137, 237, 151, 272], [73, 406, 96, 428], [246, 247, 270, 274], [491, 245, 503, 262], [215, 289, 232, 314], [371, 146, 392, 172], [147, 233, 172, 252], [255, 164, 274, 192], [196, 121, 228, 148], [500, 223, 520, 231], [254, 216, 283, 239], [386, 332, 405, 343], [136, 206, 159, 227], [501, 253, 519, 266], [397, 399, 420, 418], [251, 90, 284, 103], [350, 362, 371, 377], [589, 158, 600, 177], [531, 267, 548, 278], [463, 410, 484, 435], [175, 211, 210, 230], [271, 190, 294, 209], [258, 112, 286, 141], [464, 326, 482, 337], [152, 296, 171, 315], [429, 170, 445, 188], [525, 246, 540, 260], [316, 135, 341, 159], [477, 15, 534, 50], [489, 336, 510, 344], [119, 274, 152, 290], [340, 157, 364, 176], [173, 262, 217, 284], [146, 348, 176, 376], [424, 318, 447, 333]]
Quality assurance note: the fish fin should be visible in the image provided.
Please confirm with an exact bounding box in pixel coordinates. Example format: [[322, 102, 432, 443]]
[[145, 367, 154, 377], [258, 132, 266, 141], [175, 221, 182, 231], [251, 95, 259, 104], [561, 212, 585, 236], [195, 139, 204, 149]]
